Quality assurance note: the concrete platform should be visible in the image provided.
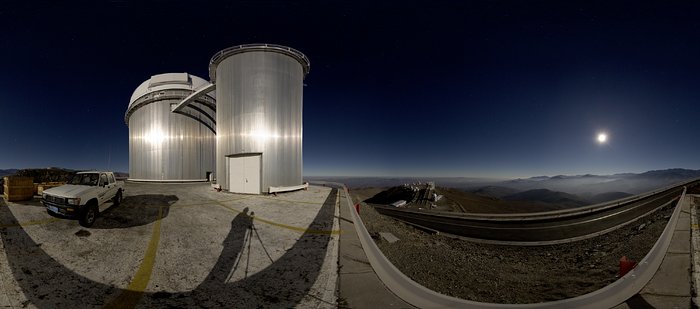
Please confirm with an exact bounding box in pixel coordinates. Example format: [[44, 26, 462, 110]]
[[0, 183, 340, 308]]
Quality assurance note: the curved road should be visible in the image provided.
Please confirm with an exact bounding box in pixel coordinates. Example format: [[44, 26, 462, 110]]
[[373, 182, 698, 243]]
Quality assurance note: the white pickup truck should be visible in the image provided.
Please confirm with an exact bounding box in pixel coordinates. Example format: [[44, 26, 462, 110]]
[[42, 171, 124, 227]]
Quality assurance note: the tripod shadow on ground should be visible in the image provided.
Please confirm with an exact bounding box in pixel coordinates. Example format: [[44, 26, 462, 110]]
[[143, 188, 338, 307], [0, 188, 337, 308]]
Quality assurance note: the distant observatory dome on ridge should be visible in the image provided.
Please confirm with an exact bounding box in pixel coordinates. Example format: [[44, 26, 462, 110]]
[[125, 73, 216, 182]]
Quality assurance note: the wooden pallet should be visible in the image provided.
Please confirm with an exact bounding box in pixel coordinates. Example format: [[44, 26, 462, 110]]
[[3, 176, 33, 187], [3, 184, 34, 201]]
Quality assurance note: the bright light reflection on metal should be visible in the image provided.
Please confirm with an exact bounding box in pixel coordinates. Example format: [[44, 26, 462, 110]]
[[144, 129, 166, 145], [242, 129, 281, 142]]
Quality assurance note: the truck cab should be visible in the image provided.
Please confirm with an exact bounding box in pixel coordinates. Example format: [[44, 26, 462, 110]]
[[42, 171, 124, 227]]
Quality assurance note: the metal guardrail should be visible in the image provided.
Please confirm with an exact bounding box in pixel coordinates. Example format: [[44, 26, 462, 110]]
[[372, 187, 683, 244], [411, 177, 700, 222], [312, 180, 688, 308]]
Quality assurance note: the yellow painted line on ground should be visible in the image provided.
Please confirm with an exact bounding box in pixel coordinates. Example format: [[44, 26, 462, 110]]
[[257, 195, 324, 205], [119, 196, 252, 209], [169, 195, 253, 208], [693, 224, 699, 229], [0, 217, 60, 228], [212, 199, 341, 235], [169, 201, 219, 208], [256, 189, 337, 205], [103, 206, 163, 309], [126, 201, 220, 209]]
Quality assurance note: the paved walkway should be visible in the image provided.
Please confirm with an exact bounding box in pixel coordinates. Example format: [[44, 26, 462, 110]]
[[336, 187, 413, 308], [613, 193, 693, 309]]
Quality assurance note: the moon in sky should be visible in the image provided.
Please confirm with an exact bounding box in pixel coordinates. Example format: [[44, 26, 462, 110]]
[[597, 133, 608, 144]]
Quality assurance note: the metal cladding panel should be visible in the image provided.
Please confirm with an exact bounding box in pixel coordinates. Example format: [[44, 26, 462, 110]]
[[128, 73, 215, 110], [215, 51, 304, 192], [149, 73, 188, 87], [128, 99, 215, 181]]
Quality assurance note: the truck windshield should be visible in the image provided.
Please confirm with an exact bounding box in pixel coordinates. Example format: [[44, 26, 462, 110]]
[[68, 173, 100, 186]]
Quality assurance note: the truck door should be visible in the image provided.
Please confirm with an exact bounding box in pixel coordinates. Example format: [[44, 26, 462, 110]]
[[97, 173, 116, 204], [107, 173, 117, 202], [97, 174, 108, 204]]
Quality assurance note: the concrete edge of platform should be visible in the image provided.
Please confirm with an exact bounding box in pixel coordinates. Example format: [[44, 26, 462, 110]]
[[634, 192, 692, 307], [329, 183, 414, 308], [690, 194, 700, 307]]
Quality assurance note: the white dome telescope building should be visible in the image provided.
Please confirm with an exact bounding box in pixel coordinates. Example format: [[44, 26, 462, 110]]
[[125, 44, 308, 194], [125, 73, 216, 182]]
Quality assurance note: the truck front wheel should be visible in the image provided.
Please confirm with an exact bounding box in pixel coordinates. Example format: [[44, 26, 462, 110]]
[[79, 203, 98, 227], [112, 190, 122, 206]]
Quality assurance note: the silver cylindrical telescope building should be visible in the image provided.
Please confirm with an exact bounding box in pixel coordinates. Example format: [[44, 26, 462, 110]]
[[210, 44, 310, 194], [125, 73, 216, 181]]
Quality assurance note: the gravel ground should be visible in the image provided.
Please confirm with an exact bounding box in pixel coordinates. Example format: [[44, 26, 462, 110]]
[[357, 199, 675, 304]]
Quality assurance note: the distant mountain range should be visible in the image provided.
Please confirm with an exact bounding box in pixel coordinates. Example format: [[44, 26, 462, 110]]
[[501, 189, 589, 207], [0, 169, 18, 178], [471, 186, 635, 206], [472, 186, 520, 198], [308, 168, 700, 207], [0, 168, 129, 182], [587, 191, 633, 204], [304, 176, 505, 189], [499, 168, 700, 196]]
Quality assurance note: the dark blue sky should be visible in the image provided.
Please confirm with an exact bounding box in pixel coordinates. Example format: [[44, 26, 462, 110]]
[[1, 1, 699, 177]]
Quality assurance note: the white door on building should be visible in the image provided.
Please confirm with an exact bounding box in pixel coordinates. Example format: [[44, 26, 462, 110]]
[[228, 154, 261, 194]]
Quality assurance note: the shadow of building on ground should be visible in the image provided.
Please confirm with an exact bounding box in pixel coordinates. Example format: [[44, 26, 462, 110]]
[[95, 194, 177, 229], [0, 198, 119, 307], [0, 188, 337, 308]]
